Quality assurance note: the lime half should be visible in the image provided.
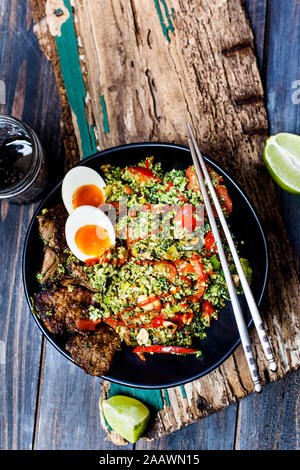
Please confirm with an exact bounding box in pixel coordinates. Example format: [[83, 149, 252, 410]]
[[263, 133, 300, 194], [102, 395, 150, 443]]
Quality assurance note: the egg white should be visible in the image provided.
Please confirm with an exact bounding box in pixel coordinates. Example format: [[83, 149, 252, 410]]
[[62, 166, 106, 214], [65, 205, 115, 262]]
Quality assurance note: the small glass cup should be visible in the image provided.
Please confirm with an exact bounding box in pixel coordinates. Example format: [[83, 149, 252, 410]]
[[0, 115, 48, 204]]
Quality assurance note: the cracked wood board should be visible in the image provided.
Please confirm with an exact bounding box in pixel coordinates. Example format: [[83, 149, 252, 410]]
[[30, 0, 300, 442]]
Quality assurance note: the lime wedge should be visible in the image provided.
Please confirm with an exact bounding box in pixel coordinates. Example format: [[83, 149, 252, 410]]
[[263, 133, 300, 194], [102, 395, 150, 443]]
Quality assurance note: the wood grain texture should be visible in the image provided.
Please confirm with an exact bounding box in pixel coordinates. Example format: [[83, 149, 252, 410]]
[[28, 0, 300, 441], [263, 0, 300, 277], [136, 404, 238, 450], [235, 369, 300, 450], [33, 347, 132, 450], [0, 0, 299, 451], [0, 0, 62, 449]]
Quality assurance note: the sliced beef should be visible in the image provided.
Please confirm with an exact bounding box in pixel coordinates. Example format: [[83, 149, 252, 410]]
[[38, 204, 68, 252], [65, 326, 121, 376], [67, 258, 94, 291], [34, 283, 95, 335], [37, 204, 69, 283], [38, 246, 60, 284]]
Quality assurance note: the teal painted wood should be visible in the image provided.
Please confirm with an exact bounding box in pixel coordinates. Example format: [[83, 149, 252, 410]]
[[108, 383, 165, 413], [55, 0, 97, 158], [153, 0, 175, 43], [100, 95, 110, 134]]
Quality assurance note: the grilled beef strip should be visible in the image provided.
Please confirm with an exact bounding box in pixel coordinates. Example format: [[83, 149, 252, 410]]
[[38, 204, 68, 252], [37, 204, 68, 284], [34, 283, 95, 335], [66, 259, 95, 291], [65, 327, 121, 376]]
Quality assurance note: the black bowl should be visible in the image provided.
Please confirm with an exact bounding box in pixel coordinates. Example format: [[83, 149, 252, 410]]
[[22, 143, 268, 389]]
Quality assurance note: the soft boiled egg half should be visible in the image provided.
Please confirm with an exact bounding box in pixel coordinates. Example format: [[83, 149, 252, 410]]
[[62, 166, 106, 214], [65, 205, 116, 262]]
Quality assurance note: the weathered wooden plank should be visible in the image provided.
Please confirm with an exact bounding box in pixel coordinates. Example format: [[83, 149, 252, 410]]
[[235, 370, 300, 450], [34, 346, 133, 450], [137, 404, 238, 450], [234, 0, 300, 449], [263, 0, 300, 276], [0, 201, 40, 450], [29, 0, 300, 442], [244, 0, 267, 71], [0, 0, 62, 449]]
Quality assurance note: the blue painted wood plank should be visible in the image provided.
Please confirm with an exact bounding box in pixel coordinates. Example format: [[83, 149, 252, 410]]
[[34, 346, 133, 450], [244, 0, 267, 71], [235, 370, 300, 450], [0, 0, 62, 449], [235, 0, 300, 449], [263, 0, 300, 275], [137, 404, 238, 450]]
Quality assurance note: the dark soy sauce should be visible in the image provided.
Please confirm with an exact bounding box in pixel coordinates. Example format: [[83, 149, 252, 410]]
[[0, 116, 47, 204], [0, 122, 34, 190]]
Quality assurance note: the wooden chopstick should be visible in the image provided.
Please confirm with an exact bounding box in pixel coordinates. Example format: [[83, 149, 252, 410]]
[[187, 124, 275, 392], [187, 123, 277, 375]]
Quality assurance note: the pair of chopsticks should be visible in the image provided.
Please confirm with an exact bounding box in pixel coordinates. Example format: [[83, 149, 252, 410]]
[[187, 123, 277, 393]]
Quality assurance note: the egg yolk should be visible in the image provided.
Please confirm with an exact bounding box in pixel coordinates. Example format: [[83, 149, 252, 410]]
[[72, 184, 104, 209], [75, 225, 110, 257]]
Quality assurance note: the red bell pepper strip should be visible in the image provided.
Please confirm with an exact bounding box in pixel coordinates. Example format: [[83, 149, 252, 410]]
[[133, 345, 199, 356], [187, 255, 208, 301], [174, 205, 198, 232], [215, 185, 232, 214], [205, 230, 217, 253], [128, 166, 161, 184], [202, 300, 214, 316], [76, 319, 101, 331]]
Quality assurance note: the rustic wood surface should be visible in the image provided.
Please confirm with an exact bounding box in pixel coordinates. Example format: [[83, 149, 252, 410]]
[[0, 0, 299, 449]]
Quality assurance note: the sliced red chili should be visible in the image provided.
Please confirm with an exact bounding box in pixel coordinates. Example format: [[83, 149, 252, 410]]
[[188, 255, 208, 301]]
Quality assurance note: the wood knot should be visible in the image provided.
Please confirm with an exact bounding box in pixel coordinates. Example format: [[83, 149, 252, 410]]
[[221, 41, 253, 58], [197, 396, 214, 415]]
